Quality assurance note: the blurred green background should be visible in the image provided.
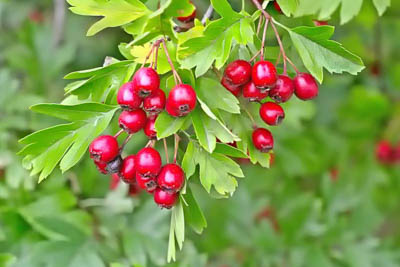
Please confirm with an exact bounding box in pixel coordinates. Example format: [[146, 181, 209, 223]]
[[0, 0, 400, 266]]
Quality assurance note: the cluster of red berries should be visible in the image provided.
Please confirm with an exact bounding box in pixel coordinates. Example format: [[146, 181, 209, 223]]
[[89, 66, 195, 208], [221, 59, 319, 153], [375, 140, 400, 165]]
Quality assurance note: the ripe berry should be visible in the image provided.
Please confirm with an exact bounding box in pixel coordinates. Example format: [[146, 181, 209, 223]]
[[269, 75, 294, 103], [243, 81, 268, 102], [144, 115, 157, 140], [128, 183, 142, 196], [136, 173, 157, 193], [95, 161, 108, 174], [117, 82, 142, 110], [157, 164, 185, 193], [294, 73, 319, 100], [132, 67, 160, 98], [375, 140, 394, 164], [106, 155, 123, 174], [110, 173, 120, 190], [221, 76, 241, 97], [154, 188, 178, 209], [118, 109, 147, 134], [273, 1, 282, 13], [120, 155, 136, 184], [224, 60, 252, 86], [259, 102, 285, 126], [252, 61, 278, 90], [166, 84, 197, 117], [252, 128, 274, 153], [135, 147, 162, 178], [89, 135, 119, 163], [177, 3, 196, 23], [143, 89, 166, 114]]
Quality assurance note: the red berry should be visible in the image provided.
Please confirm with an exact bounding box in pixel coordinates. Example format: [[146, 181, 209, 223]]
[[224, 60, 252, 86], [135, 147, 162, 178], [89, 135, 119, 163], [117, 82, 142, 110], [120, 155, 136, 184], [144, 115, 157, 140], [294, 73, 319, 100], [118, 109, 147, 134], [259, 102, 285, 126], [269, 75, 294, 103], [110, 173, 120, 190], [252, 128, 274, 153], [136, 172, 157, 193], [132, 67, 160, 98], [375, 140, 394, 164], [221, 76, 241, 97], [273, 1, 282, 13], [252, 61, 278, 90], [313, 20, 328, 26], [157, 164, 185, 193], [166, 84, 197, 117], [143, 89, 166, 114], [95, 161, 108, 174], [154, 188, 178, 209], [394, 143, 400, 163], [177, 3, 196, 23], [243, 81, 269, 102], [128, 183, 142, 196]]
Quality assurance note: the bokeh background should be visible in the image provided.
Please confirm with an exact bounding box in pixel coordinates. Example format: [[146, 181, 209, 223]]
[[0, 0, 399, 266]]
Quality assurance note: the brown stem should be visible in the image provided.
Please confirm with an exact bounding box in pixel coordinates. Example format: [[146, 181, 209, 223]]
[[260, 18, 270, 59], [114, 129, 124, 139], [270, 21, 287, 75], [154, 43, 160, 70], [161, 39, 182, 84], [145, 139, 156, 148], [251, 0, 271, 20], [275, 49, 282, 66], [163, 138, 170, 164], [142, 45, 155, 67], [201, 5, 214, 25], [286, 57, 300, 74], [120, 134, 133, 153], [173, 134, 180, 164], [242, 105, 257, 129], [250, 50, 261, 62], [256, 16, 264, 35]]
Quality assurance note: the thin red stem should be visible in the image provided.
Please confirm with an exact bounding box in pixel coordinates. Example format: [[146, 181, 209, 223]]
[[114, 129, 124, 138], [256, 16, 264, 35], [163, 138, 170, 164], [286, 57, 300, 74], [142, 45, 155, 67], [161, 38, 182, 84], [275, 50, 282, 66], [154, 43, 160, 70], [173, 134, 180, 164], [119, 134, 133, 152], [270, 21, 287, 75], [242, 105, 257, 129], [260, 18, 270, 59]]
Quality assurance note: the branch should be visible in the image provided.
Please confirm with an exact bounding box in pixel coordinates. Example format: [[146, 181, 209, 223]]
[[201, 5, 214, 25]]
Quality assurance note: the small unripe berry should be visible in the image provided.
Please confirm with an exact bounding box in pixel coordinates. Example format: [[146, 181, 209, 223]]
[[269, 75, 294, 103], [294, 73, 319, 100], [144, 115, 157, 140], [132, 67, 160, 98], [221, 76, 241, 97], [252, 128, 274, 153], [143, 89, 166, 114], [157, 163, 185, 193], [243, 81, 269, 102], [118, 109, 147, 134], [252, 61, 278, 90], [166, 84, 197, 117], [89, 135, 119, 163], [135, 147, 162, 178], [259, 102, 285, 126], [136, 172, 157, 193], [224, 60, 252, 86], [120, 155, 136, 184], [117, 82, 142, 110], [154, 188, 178, 209]]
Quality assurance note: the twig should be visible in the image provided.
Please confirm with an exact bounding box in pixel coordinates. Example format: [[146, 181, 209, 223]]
[[173, 134, 180, 164], [250, 50, 261, 62], [270, 21, 287, 74], [120, 134, 133, 152], [256, 16, 264, 35], [161, 38, 182, 84], [163, 139, 170, 163], [201, 5, 214, 25], [260, 18, 270, 59], [114, 129, 124, 139]]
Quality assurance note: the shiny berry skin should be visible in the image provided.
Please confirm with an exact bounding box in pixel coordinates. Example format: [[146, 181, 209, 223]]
[[154, 188, 178, 209], [89, 135, 119, 163], [252, 128, 274, 153], [252, 61, 278, 90], [106, 155, 123, 174], [110, 173, 120, 190], [135, 147, 162, 178], [294, 73, 319, 100], [273, 1, 282, 13], [224, 60, 252, 86], [95, 161, 108, 174], [132, 67, 160, 98], [117, 82, 142, 110], [221, 76, 241, 97], [157, 164, 185, 193], [166, 84, 197, 117], [177, 3, 196, 23], [143, 89, 166, 114], [144, 115, 157, 140], [120, 155, 136, 184], [259, 102, 285, 126], [375, 140, 394, 164], [243, 81, 268, 102], [269, 75, 294, 103], [118, 109, 147, 134], [136, 173, 157, 193]]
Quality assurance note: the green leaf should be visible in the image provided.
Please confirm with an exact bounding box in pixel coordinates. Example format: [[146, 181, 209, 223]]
[[191, 108, 216, 153], [181, 186, 207, 234], [181, 141, 196, 179], [211, 0, 242, 19], [67, 0, 149, 36], [372, 0, 391, 15], [167, 200, 185, 263], [276, 0, 299, 16], [155, 112, 189, 139], [214, 143, 248, 158], [340, 0, 363, 24]]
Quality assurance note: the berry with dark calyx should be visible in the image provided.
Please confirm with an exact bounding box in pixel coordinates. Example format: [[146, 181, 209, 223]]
[[224, 60, 252, 86], [269, 75, 294, 103], [177, 2, 196, 23], [136, 173, 157, 193], [243, 81, 269, 102], [154, 188, 178, 209], [143, 89, 166, 114], [135, 147, 162, 178], [294, 73, 319, 100], [120, 155, 136, 184], [144, 115, 157, 140], [375, 140, 394, 165], [106, 155, 123, 174], [118, 109, 147, 134], [157, 163, 185, 193], [259, 102, 285, 126], [117, 82, 142, 110], [221, 76, 241, 97], [89, 135, 119, 163], [252, 128, 274, 153], [273, 1, 282, 13], [252, 60, 278, 90], [166, 84, 197, 117], [95, 161, 108, 174], [110, 173, 120, 190], [132, 67, 160, 98]]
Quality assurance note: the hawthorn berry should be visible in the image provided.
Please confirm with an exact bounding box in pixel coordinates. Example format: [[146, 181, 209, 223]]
[[273, 1, 282, 13], [128, 183, 142, 196], [105, 155, 123, 174], [120, 155, 136, 184], [117, 82, 142, 110], [243, 81, 269, 102], [110, 173, 120, 190], [95, 161, 108, 174], [143, 89, 166, 114], [135, 147, 162, 178], [166, 84, 197, 117], [132, 67, 160, 98], [177, 3, 196, 23], [293, 73, 319, 100], [252, 60, 278, 90], [136, 172, 157, 193], [157, 163, 185, 193], [89, 135, 119, 163], [118, 109, 147, 134], [259, 102, 285, 126], [221, 76, 241, 97], [154, 188, 178, 209], [375, 140, 394, 164], [269, 75, 294, 103], [252, 128, 274, 153], [144, 115, 157, 140], [224, 60, 252, 86]]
